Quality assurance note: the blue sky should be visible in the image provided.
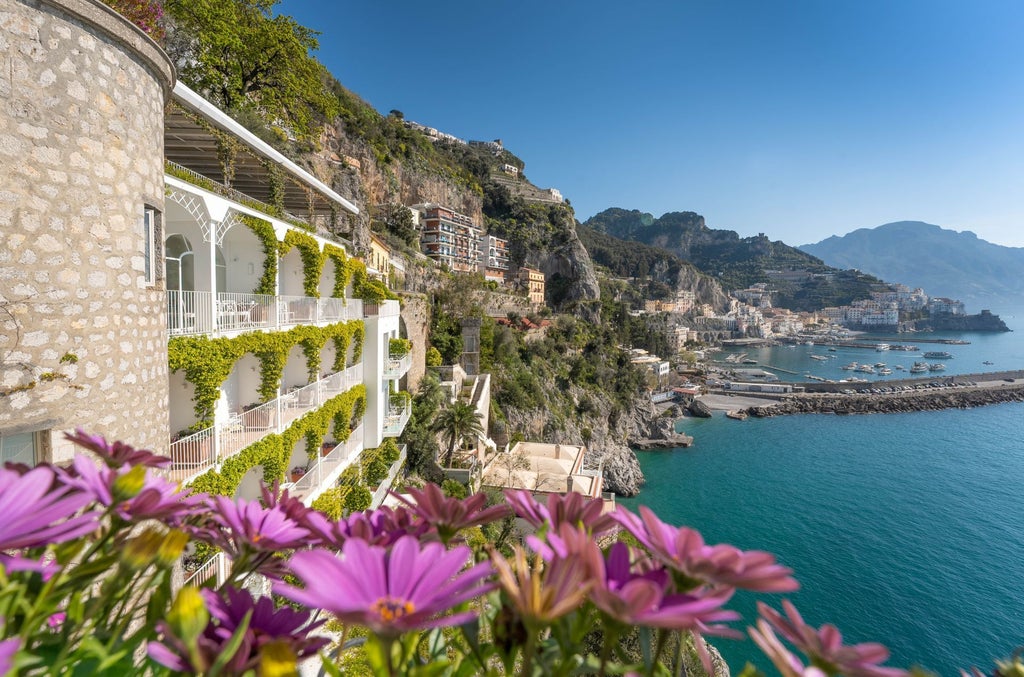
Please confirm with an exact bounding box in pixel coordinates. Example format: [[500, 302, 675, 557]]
[[278, 0, 1024, 247]]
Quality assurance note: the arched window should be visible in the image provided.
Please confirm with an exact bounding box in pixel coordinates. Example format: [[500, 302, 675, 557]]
[[165, 234, 194, 293]]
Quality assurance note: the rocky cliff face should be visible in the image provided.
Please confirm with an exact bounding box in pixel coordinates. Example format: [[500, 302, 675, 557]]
[[501, 385, 690, 497]]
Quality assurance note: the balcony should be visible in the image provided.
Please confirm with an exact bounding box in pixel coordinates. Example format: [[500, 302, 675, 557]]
[[363, 300, 400, 318], [167, 291, 362, 336], [165, 364, 364, 483], [286, 424, 365, 503], [382, 394, 411, 437], [384, 350, 412, 379]]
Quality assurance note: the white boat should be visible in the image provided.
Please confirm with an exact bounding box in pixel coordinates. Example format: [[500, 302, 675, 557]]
[[875, 343, 890, 352], [923, 351, 952, 359], [841, 362, 858, 370], [857, 364, 876, 374], [910, 362, 928, 373], [879, 368, 893, 375], [929, 363, 946, 371], [810, 355, 828, 361]]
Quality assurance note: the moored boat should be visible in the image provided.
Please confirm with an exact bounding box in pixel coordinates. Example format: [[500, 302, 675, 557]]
[[924, 351, 953, 359]]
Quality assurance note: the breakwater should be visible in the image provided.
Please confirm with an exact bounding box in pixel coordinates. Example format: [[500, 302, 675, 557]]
[[745, 378, 1024, 417]]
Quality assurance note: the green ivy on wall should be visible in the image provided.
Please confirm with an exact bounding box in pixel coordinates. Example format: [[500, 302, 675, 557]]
[[188, 385, 366, 498], [324, 244, 351, 298], [168, 320, 364, 429], [242, 215, 278, 295], [280, 230, 325, 298]]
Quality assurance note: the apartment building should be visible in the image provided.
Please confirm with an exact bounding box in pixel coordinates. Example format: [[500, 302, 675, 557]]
[[413, 204, 482, 273], [0, 0, 412, 510], [518, 267, 546, 306], [480, 235, 510, 283]]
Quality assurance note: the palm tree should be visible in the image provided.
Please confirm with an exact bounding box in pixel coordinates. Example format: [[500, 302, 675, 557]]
[[432, 401, 484, 468]]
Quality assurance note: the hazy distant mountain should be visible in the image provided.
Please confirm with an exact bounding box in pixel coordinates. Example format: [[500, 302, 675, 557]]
[[799, 221, 1024, 305]]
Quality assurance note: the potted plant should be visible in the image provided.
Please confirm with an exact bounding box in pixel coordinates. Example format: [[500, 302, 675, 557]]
[[321, 440, 338, 457], [290, 466, 307, 482]]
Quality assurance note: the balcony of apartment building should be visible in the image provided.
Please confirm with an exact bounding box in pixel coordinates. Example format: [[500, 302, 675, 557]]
[[383, 393, 412, 437], [167, 352, 364, 485], [384, 345, 413, 380]]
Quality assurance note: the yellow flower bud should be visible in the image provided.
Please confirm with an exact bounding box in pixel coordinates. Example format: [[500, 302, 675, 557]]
[[112, 465, 147, 501], [157, 530, 190, 568], [121, 528, 167, 570], [167, 586, 209, 645]]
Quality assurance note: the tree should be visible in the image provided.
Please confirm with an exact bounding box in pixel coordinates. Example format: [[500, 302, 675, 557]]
[[164, 0, 338, 141], [431, 401, 484, 468]]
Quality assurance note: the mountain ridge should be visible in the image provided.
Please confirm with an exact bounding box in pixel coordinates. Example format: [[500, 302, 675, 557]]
[[799, 221, 1024, 306]]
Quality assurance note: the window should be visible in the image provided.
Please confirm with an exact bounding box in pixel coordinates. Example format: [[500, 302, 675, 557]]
[[143, 207, 158, 285], [1, 431, 39, 467]]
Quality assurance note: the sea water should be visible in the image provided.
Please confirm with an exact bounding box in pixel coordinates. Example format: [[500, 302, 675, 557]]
[[622, 304, 1024, 675]]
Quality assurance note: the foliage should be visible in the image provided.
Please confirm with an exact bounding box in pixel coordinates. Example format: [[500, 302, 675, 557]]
[[168, 321, 363, 429], [343, 484, 372, 512], [388, 337, 412, 357], [425, 346, 443, 367], [241, 215, 278, 295], [372, 203, 418, 246], [432, 401, 484, 467], [280, 230, 325, 297], [163, 0, 339, 142], [323, 244, 352, 298], [440, 478, 468, 500], [101, 0, 165, 40]]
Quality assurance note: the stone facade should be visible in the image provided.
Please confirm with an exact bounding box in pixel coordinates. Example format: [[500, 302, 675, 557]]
[[0, 0, 174, 461]]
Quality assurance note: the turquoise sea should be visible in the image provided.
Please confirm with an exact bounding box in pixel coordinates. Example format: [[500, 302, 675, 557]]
[[622, 304, 1024, 675]]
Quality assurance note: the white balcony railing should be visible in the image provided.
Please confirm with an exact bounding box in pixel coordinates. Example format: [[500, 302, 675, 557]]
[[166, 292, 363, 336], [384, 351, 412, 379], [363, 300, 400, 318], [182, 552, 227, 588], [288, 425, 365, 502], [369, 444, 407, 509], [166, 369, 364, 481], [383, 395, 412, 437]]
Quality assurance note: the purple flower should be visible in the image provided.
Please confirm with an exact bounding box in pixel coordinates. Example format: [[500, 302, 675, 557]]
[[397, 484, 509, 542], [59, 456, 203, 526], [754, 601, 908, 677], [614, 505, 799, 592], [305, 504, 429, 549], [590, 542, 741, 635], [64, 429, 170, 469], [506, 488, 617, 533], [491, 545, 591, 624], [0, 637, 19, 676], [0, 465, 98, 552], [276, 535, 495, 638], [193, 495, 314, 559], [148, 586, 326, 673]]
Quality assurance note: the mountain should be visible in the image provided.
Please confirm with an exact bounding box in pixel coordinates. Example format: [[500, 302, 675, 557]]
[[799, 221, 1024, 306], [582, 208, 886, 311]]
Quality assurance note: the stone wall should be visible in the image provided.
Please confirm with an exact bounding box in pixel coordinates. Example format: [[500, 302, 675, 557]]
[[398, 292, 428, 393], [0, 0, 174, 460]]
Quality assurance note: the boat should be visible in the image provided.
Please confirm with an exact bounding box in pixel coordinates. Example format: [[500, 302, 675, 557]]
[[983, 360, 994, 365], [828, 347, 838, 352], [810, 355, 828, 361], [923, 351, 952, 359], [891, 345, 919, 352], [894, 365, 905, 371], [841, 362, 858, 370], [857, 364, 876, 374], [875, 343, 890, 352], [910, 362, 928, 373], [874, 362, 887, 368], [742, 358, 758, 364], [929, 363, 946, 371], [879, 368, 893, 375]]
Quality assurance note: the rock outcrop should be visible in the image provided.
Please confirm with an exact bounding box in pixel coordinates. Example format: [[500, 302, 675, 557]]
[[687, 398, 714, 418]]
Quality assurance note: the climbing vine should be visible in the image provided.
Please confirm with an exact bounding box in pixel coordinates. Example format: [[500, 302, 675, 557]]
[[324, 244, 351, 298], [242, 215, 278, 295], [168, 320, 364, 429], [280, 230, 325, 297], [187, 385, 366, 498]]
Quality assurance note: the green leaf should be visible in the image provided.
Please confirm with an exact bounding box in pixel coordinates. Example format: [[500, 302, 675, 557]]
[[207, 608, 252, 677], [318, 651, 343, 677]]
